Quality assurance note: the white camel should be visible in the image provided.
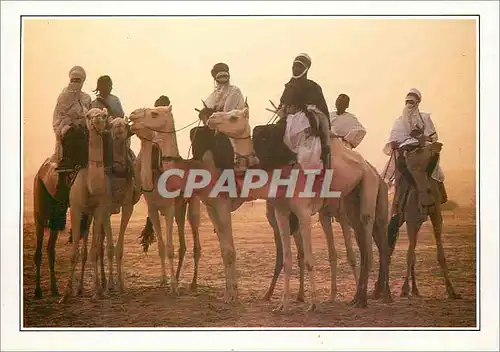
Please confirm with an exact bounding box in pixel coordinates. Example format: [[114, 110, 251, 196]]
[[205, 106, 391, 310], [59, 108, 114, 303]]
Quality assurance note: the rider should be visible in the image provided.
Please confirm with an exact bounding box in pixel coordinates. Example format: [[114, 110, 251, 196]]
[[53, 66, 92, 194], [330, 93, 367, 149], [198, 62, 245, 123], [276, 53, 331, 168], [154, 95, 171, 107], [90, 75, 125, 118], [383, 88, 448, 244]]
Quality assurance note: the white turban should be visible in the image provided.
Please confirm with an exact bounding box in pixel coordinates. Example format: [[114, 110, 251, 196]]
[[406, 88, 422, 102]]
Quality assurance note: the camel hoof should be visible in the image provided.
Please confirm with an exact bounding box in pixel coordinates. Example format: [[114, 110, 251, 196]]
[[306, 303, 317, 312], [118, 282, 126, 293], [411, 289, 421, 297], [34, 287, 42, 299], [51, 289, 60, 297], [77, 286, 84, 296], [59, 293, 71, 304], [273, 303, 286, 312], [296, 293, 305, 302], [382, 294, 394, 303], [262, 291, 273, 301], [448, 292, 462, 300], [400, 285, 410, 297], [350, 297, 368, 308], [189, 282, 198, 292], [159, 277, 168, 287]]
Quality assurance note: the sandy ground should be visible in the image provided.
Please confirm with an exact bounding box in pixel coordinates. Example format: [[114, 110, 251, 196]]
[[22, 179, 477, 328]]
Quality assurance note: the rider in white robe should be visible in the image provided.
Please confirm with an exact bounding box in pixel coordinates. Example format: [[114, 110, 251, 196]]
[[329, 93, 366, 149]]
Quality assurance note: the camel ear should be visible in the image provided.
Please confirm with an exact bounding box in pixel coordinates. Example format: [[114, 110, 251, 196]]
[[107, 116, 114, 126], [167, 105, 172, 114], [242, 107, 249, 119]]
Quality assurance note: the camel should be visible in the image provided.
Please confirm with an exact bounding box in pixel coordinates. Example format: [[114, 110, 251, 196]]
[[204, 106, 391, 310], [32, 158, 70, 298], [128, 107, 205, 295], [130, 104, 391, 310], [59, 107, 114, 302], [387, 142, 461, 299], [104, 116, 143, 292]]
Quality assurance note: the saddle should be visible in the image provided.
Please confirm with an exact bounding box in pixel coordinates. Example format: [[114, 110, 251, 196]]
[[252, 121, 296, 170], [189, 126, 235, 170]]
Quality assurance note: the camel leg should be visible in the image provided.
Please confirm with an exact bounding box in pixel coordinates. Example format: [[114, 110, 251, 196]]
[[348, 219, 369, 308], [319, 210, 338, 302], [76, 232, 88, 296], [205, 198, 237, 303], [263, 200, 283, 300], [401, 221, 420, 297], [91, 211, 104, 299], [429, 211, 461, 299], [99, 223, 106, 290], [116, 204, 133, 293], [149, 210, 167, 286], [164, 205, 178, 295], [104, 215, 114, 293], [59, 208, 82, 303], [34, 223, 45, 299], [273, 204, 292, 312], [187, 197, 201, 291], [174, 199, 187, 283], [337, 212, 359, 289], [47, 229, 60, 296], [292, 230, 305, 302], [296, 208, 318, 312]]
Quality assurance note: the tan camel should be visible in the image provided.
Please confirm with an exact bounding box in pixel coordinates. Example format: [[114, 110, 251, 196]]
[[106, 117, 142, 292], [129, 107, 204, 295], [130, 105, 390, 310], [205, 107, 391, 310], [129, 106, 244, 302], [387, 142, 461, 299], [59, 108, 114, 303]]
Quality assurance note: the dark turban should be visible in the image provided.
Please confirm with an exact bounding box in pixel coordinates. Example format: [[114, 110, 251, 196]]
[[211, 62, 229, 79]]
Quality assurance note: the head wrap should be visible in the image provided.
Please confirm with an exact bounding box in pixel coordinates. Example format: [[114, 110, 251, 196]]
[[211, 63, 230, 79], [154, 95, 171, 107], [69, 66, 86, 81], [406, 88, 422, 102], [292, 53, 312, 79]]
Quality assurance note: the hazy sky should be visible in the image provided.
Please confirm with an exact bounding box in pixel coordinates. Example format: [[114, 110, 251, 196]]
[[22, 17, 476, 177]]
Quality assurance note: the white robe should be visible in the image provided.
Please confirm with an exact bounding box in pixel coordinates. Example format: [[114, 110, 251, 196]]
[[330, 111, 366, 148], [382, 111, 444, 183], [51, 88, 92, 163], [283, 111, 323, 169], [205, 84, 245, 112]]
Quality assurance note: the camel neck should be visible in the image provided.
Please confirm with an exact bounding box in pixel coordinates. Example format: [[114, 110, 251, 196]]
[[227, 125, 254, 157], [154, 128, 181, 159]]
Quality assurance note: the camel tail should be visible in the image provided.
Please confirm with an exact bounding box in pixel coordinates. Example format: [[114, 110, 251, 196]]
[[138, 216, 156, 252]]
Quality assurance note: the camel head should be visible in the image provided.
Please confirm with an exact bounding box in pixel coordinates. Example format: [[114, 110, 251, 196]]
[[86, 108, 109, 134], [129, 105, 174, 140], [206, 106, 250, 139], [108, 116, 129, 141], [404, 141, 444, 214]]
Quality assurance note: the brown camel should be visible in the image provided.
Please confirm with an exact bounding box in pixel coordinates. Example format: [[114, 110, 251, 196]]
[[387, 142, 461, 299]]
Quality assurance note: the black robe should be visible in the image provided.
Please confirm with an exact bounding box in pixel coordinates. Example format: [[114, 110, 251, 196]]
[[279, 77, 330, 127]]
